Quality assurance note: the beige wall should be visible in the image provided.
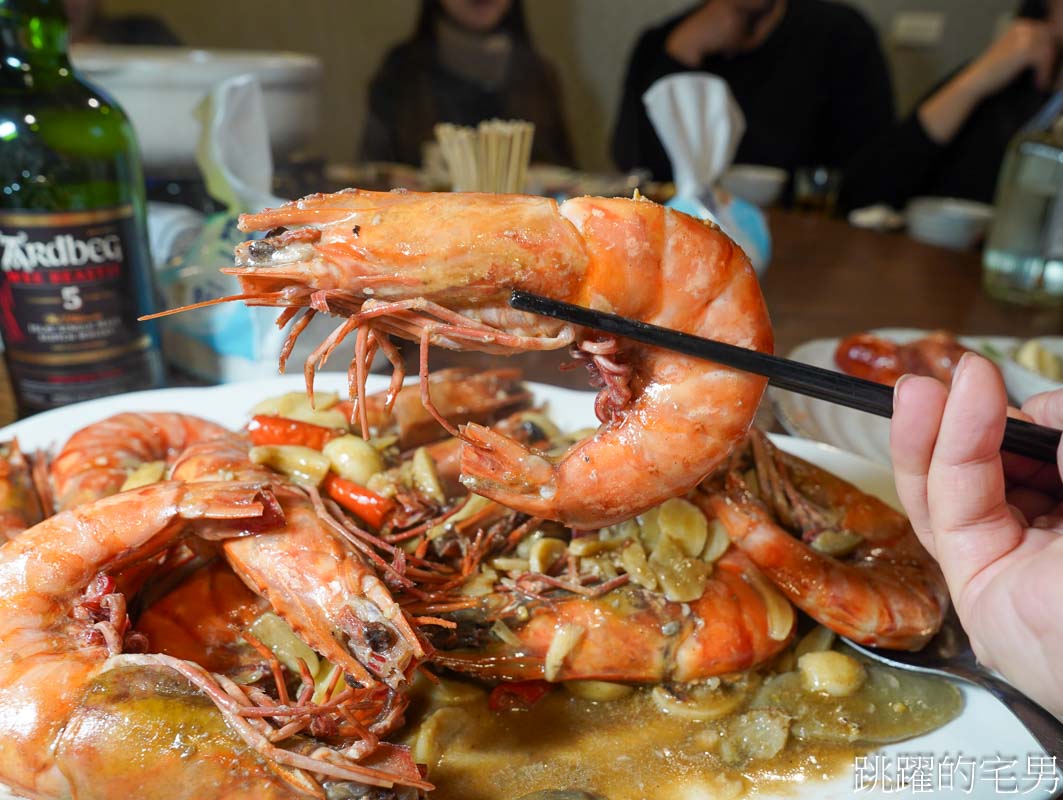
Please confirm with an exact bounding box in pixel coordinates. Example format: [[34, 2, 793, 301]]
[[105, 0, 1019, 171]]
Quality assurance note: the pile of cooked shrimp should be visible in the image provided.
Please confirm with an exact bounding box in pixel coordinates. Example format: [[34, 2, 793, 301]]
[[0, 190, 952, 800], [0, 367, 950, 800]]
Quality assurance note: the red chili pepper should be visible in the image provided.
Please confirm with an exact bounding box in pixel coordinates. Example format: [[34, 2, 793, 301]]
[[488, 680, 553, 712], [324, 473, 396, 529], [247, 415, 340, 450]]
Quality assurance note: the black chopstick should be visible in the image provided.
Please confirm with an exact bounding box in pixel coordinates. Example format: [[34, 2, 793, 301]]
[[510, 290, 1063, 464]]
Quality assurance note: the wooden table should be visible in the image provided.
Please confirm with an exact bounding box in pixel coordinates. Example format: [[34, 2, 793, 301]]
[[401, 209, 1063, 387], [2, 210, 1060, 427]]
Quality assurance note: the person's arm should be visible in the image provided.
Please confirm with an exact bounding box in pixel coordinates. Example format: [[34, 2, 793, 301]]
[[841, 18, 1058, 211], [663, 0, 748, 65], [891, 355, 1063, 717], [917, 19, 1057, 144]]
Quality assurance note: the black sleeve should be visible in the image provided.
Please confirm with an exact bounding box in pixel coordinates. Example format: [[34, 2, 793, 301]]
[[820, 7, 896, 168], [610, 28, 690, 179], [840, 114, 943, 211]]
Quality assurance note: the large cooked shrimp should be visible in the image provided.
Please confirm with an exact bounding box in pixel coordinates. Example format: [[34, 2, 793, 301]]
[[50, 412, 230, 510], [430, 548, 794, 683], [49, 411, 425, 689], [45, 412, 426, 755], [705, 431, 948, 650], [171, 436, 425, 691], [157, 190, 772, 528], [0, 480, 319, 799]]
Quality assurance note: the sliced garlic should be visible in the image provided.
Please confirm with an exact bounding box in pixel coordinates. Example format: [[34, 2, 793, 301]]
[[489, 557, 530, 574], [564, 680, 634, 702], [656, 497, 708, 558], [794, 625, 837, 659], [652, 680, 750, 721], [251, 390, 340, 417], [427, 494, 494, 541], [529, 537, 567, 574], [411, 447, 446, 504], [544, 623, 584, 682], [120, 460, 166, 491], [810, 529, 863, 557], [798, 650, 867, 697], [491, 619, 522, 647], [568, 536, 619, 557], [701, 517, 732, 563], [459, 567, 498, 597], [744, 568, 795, 642], [248, 611, 320, 677], [323, 435, 384, 485], [620, 540, 657, 590], [249, 444, 330, 487]]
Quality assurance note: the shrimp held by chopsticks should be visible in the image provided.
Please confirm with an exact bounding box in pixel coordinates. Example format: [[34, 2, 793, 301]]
[[151, 190, 772, 529]]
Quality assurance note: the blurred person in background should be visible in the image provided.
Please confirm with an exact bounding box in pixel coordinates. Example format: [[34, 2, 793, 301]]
[[361, 0, 573, 167], [63, 0, 180, 45], [842, 0, 1061, 211], [611, 0, 894, 182]]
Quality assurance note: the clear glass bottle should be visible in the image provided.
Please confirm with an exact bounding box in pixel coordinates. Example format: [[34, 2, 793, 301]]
[[0, 0, 164, 416], [983, 92, 1063, 308]]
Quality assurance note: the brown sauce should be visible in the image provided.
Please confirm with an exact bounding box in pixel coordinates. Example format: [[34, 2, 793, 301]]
[[400, 647, 963, 800]]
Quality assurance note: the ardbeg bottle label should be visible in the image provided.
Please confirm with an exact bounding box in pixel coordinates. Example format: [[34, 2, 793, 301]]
[[0, 206, 159, 410]]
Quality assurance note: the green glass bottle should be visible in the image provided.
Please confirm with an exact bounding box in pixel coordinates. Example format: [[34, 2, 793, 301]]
[[0, 0, 163, 415]]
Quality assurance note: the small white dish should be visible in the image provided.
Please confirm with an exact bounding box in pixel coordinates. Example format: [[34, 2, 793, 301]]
[[772, 329, 1018, 465], [1000, 336, 1063, 405], [905, 197, 994, 250], [720, 164, 788, 207]]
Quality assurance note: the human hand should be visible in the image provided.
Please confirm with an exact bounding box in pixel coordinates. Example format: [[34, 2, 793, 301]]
[[890, 353, 1063, 716], [665, 1, 760, 66], [964, 19, 1058, 97]]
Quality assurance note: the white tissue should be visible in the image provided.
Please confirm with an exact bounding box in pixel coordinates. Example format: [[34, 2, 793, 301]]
[[195, 73, 278, 214], [643, 73, 771, 274], [643, 73, 746, 199], [157, 75, 360, 382]]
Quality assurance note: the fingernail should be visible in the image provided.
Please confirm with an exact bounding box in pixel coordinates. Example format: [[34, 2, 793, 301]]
[[954, 351, 973, 380], [893, 373, 911, 412]]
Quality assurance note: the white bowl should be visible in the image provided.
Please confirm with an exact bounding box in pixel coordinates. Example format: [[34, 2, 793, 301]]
[[71, 45, 322, 171], [905, 197, 993, 250], [1000, 336, 1063, 405], [720, 164, 788, 207]]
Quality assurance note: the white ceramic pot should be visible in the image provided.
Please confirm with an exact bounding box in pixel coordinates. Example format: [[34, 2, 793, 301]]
[[71, 45, 322, 171]]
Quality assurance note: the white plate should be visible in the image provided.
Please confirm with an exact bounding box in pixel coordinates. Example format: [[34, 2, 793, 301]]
[[771, 328, 1019, 466], [0, 375, 1056, 800]]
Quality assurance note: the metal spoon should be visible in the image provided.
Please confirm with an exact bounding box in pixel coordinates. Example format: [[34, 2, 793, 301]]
[[844, 608, 1063, 760]]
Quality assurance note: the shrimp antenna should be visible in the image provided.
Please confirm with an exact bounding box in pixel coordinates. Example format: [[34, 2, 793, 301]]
[[138, 294, 261, 321]]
